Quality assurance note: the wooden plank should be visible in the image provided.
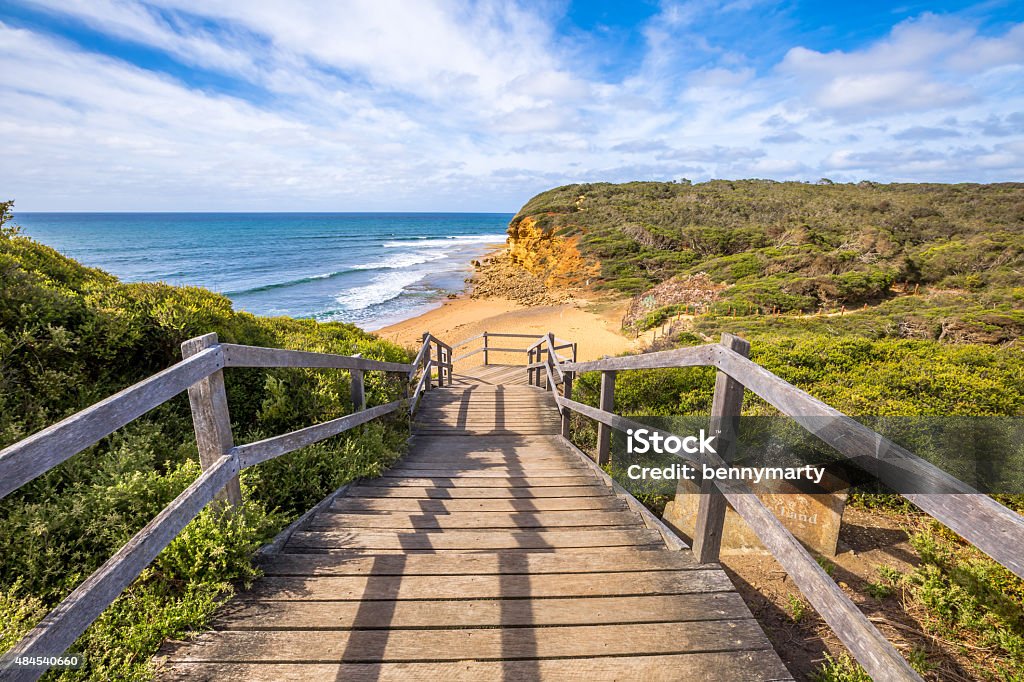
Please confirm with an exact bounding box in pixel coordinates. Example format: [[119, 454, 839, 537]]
[[596, 369, 616, 465], [412, 428, 562, 434], [167, 620, 772, 663], [221, 343, 410, 372], [330, 496, 624, 513], [257, 548, 699, 576], [561, 370, 573, 437], [238, 568, 733, 601], [719, 479, 920, 681], [344, 484, 613, 499], [395, 453, 584, 464], [287, 528, 664, 550], [2, 455, 238, 681], [182, 334, 242, 507], [160, 651, 794, 682], [0, 345, 222, 501], [564, 344, 718, 373], [234, 401, 400, 468], [715, 346, 1024, 580], [306, 510, 643, 529], [213, 592, 751, 630], [349, 353, 365, 411], [381, 467, 586, 477], [693, 333, 748, 564], [360, 475, 596, 488]]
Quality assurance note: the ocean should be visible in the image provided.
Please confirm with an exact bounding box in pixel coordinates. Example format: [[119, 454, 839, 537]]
[[12, 212, 512, 330]]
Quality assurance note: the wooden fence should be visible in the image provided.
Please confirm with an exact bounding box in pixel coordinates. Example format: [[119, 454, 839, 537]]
[[525, 331, 1024, 682], [0, 332, 435, 682]]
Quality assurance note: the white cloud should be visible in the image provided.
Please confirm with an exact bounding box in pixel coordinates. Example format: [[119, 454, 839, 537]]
[[0, 4, 1022, 210]]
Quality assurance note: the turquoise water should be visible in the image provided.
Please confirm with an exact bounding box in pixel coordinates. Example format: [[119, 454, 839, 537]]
[[13, 213, 512, 329]]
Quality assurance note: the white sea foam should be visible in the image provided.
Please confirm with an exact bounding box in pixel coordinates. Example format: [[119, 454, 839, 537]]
[[382, 234, 506, 249], [333, 270, 427, 311], [351, 250, 448, 270]]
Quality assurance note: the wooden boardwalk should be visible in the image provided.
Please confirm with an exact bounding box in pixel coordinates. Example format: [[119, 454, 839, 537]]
[[158, 365, 791, 681]]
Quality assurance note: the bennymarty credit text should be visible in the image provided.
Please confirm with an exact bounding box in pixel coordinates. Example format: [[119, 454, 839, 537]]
[[625, 428, 826, 485]]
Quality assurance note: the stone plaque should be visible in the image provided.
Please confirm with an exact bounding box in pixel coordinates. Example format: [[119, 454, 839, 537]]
[[662, 476, 848, 557]]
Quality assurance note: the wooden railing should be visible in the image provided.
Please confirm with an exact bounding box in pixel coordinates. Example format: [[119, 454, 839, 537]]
[[0, 333, 414, 681], [525, 330, 1024, 682], [407, 332, 452, 413], [450, 331, 574, 367]]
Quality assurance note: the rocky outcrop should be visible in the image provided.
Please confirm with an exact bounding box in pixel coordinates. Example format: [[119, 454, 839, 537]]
[[506, 216, 599, 290]]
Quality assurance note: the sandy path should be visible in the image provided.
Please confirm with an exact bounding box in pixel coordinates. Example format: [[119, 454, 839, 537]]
[[375, 296, 639, 364]]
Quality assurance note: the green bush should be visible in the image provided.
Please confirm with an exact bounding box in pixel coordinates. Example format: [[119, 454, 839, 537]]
[[0, 203, 412, 679]]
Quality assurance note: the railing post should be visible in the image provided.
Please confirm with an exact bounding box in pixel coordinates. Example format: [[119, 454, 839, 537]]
[[527, 348, 534, 385], [693, 332, 749, 564], [561, 371, 574, 438], [350, 353, 365, 411], [482, 331, 489, 366], [596, 369, 616, 466], [181, 333, 242, 508], [422, 332, 432, 392]]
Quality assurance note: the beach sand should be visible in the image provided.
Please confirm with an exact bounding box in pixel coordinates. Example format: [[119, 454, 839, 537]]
[[376, 294, 641, 363]]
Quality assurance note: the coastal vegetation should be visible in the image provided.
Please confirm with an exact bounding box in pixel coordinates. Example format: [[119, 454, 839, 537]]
[[0, 201, 411, 679], [510, 181, 1024, 679]]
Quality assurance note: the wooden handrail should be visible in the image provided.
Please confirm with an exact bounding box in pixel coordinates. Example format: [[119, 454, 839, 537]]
[[223, 343, 411, 372], [0, 346, 224, 501], [233, 401, 403, 467], [0, 335, 417, 679], [1, 454, 240, 682], [554, 334, 1024, 680]]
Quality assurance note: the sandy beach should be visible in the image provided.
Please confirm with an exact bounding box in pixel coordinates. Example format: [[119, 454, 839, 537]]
[[376, 292, 641, 364]]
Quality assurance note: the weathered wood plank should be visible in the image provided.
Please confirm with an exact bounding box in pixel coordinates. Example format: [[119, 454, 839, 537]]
[[222, 344, 410, 372], [168, 620, 772, 663], [287, 528, 664, 550], [693, 332, 748, 564], [0, 345, 222, 501], [213, 592, 750, 630], [379, 467, 584, 478], [257, 548, 698, 576], [359, 475, 599, 488], [564, 344, 718, 373], [596, 369, 616, 465], [234, 568, 732, 601], [344, 484, 615, 499], [2, 455, 238, 681], [715, 345, 1024, 580], [307, 510, 642, 529], [182, 334, 242, 507], [330, 496, 624, 513], [719, 479, 920, 681], [234, 401, 401, 468], [160, 651, 794, 682]]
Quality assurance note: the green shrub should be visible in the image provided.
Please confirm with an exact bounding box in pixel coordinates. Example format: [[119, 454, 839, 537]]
[[0, 207, 413, 679]]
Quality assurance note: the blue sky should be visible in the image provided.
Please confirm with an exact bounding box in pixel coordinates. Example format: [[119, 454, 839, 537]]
[[1, 1, 1022, 211]]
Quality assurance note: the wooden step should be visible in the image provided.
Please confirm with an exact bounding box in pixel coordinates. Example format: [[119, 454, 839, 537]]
[[257, 549, 697, 576], [163, 651, 794, 682], [376, 464, 585, 475], [307, 510, 643, 529], [214, 592, 749, 630], [345, 484, 613, 499], [236, 568, 733, 601], [330, 496, 625, 513], [287, 528, 665, 551], [360, 475, 597, 488], [167, 620, 773, 663]]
